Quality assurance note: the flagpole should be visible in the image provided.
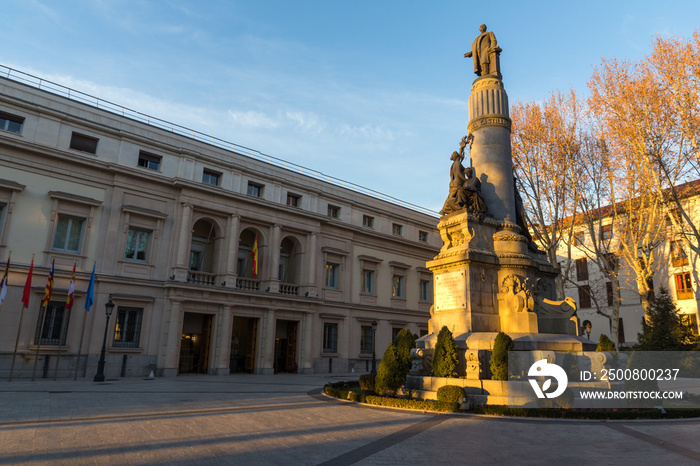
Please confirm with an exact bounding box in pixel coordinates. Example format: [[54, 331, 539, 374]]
[[31, 303, 49, 381], [9, 304, 26, 382], [9, 254, 33, 382], [32, 259, 55, 381], [76, 262, 96, 379], [54, 261, 75, 380]]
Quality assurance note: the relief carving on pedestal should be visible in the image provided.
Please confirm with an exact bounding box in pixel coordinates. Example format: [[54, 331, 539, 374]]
[[500, 274, 534, 313]]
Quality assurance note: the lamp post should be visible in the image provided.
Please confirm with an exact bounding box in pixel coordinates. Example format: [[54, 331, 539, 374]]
[[583, 320, 592, 340], [371, 321, 377, 373], [93, 296, 115, 382]]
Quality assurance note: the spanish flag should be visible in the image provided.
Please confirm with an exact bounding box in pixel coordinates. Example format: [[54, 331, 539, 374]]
[[66, 262, 76, 310], [251, 235, 259, 278], [42, 259, 55, 308]]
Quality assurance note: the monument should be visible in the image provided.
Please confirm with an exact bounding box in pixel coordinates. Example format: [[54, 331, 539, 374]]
[[412, 25, 594, 383]]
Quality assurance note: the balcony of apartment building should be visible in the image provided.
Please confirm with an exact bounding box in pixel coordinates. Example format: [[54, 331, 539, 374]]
[[170, 208, 316, 298]]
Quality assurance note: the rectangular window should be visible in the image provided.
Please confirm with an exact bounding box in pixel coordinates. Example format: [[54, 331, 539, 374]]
[[325, 263, 339, 289], [202, 169, 220, 186], [362, 269, 375, 294], [124, 228, 151, 262], [392, 275, 405, 299], [666, 208, 682, 229], [0, 202, 5, 233], [247, 182, 263, 198], [601, 224, 613, 241], [113, 307, 143, 348], [575, 258, 588, 281], [420, 279, 431, 302], [34, 301, 70, 346], [671, 240, 689, 267], [418, 231, 428, 243], [52, 215, 85, 253], [675, 272, 693, 300], [0, 110, 24, 134], [137, 151, 161, 170], [69, 132, 98, 154], [680, 314, 699, 336], [604, 252, 618, 272], [578, 284, 591, 308], [327, 205, 339, 218], [323, 322, 338, 353], [618, 318, 625, 344], [606, 281, 615, 306], [574, 232, 584, 246], [360, 325, 373, 354], [392, 223, 403, 236], [286, 193, 301, 207], [392, 327, 403, 342], [362, 215, 374, 228]]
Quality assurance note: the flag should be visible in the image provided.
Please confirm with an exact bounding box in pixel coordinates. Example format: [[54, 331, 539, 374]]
[[251, 235, 259, 278], [21, 257, 33, 308], [66, 262, 76, 310], [85, 264, 95, 312], [0, 254, 9, 306], [42, 259, 54, 307]]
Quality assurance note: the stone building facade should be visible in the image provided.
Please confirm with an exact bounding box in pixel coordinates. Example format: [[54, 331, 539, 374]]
[[0, 69, 439, 378]]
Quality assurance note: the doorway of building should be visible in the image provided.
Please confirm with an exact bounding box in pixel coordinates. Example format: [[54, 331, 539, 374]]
[[178, 313, 213, 374], [274, 320, 298, 373], [230, 316, 258, 373]]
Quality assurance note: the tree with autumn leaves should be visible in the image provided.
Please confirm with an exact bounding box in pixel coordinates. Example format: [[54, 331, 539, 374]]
[[512, 31, 700, 348]]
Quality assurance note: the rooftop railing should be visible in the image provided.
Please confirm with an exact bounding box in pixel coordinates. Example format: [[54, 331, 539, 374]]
[[1, 64, 439, 218]]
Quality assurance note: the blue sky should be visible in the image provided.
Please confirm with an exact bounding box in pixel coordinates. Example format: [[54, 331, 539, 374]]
[[2, 1, 699, 213]]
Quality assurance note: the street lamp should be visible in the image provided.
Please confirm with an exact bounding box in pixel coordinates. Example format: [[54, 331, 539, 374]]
[[94, 296, 115, 382], [583, 320, 592, 340], [371, 321, 377, 373]]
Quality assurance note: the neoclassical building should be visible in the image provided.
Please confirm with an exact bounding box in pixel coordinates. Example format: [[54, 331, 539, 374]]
[[0, 67, 439, 378]]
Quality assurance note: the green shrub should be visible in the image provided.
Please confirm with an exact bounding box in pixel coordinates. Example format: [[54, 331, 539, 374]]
[[347, 391, 361, 402], [597, 334, 615, 352], [490, 332, 513, 381], [394, 328, 418, 379], [359, 373, 376, 393], [636, 286, 700, 350], [364, 396, 459, 413], [375, 343, 404, 396], [437, 385, 465, 403], [432, 326, 459, 378]]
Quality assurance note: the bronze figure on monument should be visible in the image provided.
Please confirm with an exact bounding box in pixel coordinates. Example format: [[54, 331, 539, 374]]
[[465, 24, 502, 78]]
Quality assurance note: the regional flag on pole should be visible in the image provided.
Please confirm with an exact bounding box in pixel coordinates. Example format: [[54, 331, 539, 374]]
[[66, 262, 76, 310], [42, 259, 55, 307], [0, 254, 9, 307], [251, 235, 259, 278], [85, 264, 95, 312], [21, 257, 33, 308]]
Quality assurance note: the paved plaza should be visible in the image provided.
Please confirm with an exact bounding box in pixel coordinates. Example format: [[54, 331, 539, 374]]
[[1, 373, 700, 465]]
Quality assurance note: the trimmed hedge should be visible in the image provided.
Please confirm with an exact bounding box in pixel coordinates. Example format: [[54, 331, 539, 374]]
[[364, 396, 460, 413], [359, 373, 376, 393], [437, 385, 465, 403]]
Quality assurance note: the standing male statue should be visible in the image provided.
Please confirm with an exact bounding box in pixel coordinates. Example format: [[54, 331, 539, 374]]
[[465, 24, 501, 77]]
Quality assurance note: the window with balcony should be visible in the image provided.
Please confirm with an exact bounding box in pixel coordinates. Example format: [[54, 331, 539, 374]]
[[0, 110, 24, 134], [675, 272, 693, 300]]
